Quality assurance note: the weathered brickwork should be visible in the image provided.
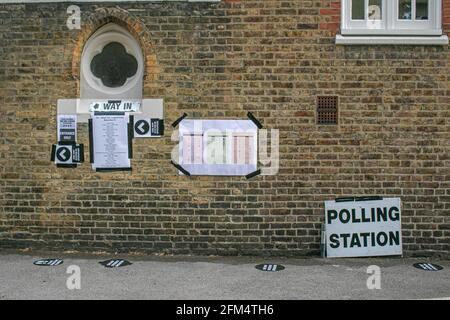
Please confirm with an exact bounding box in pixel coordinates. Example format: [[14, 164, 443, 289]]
[[0, 1, 449, 258]]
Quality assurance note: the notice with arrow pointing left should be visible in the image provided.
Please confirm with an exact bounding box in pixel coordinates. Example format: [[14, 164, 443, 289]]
[[52, 144, 84, 166], [57, 146, 71, 162], [133, 116, 164, 138]]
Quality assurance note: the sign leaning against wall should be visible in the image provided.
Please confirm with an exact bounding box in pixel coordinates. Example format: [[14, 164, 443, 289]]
[[324, 198, 403, 258]]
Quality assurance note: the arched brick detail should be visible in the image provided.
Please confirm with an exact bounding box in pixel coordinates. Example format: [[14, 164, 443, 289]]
[[71, 7, 158, 86]]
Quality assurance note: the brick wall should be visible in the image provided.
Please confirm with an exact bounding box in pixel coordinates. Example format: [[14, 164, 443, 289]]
[[0, 1, 449, 258], [444, 0, 450, 36], [319, 1, 340, 34]]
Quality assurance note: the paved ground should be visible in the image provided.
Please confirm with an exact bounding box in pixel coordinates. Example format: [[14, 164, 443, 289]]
[[0, 251, 449, 300]]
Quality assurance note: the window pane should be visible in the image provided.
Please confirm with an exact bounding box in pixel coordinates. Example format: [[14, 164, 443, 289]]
[[399, 0, 412, 20], [90, 42, 138, 88], [352, 0, 365, 20], [368, 0, 382, 20], [416, 0, 429, 20]]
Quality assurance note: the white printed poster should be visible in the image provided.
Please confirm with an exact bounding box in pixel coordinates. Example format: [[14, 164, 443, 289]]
[[91, 114, 131, 171], [57, 115, 77, 142], [179, 120, 258, 176]]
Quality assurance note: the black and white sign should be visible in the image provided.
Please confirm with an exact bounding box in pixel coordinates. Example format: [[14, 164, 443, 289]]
[[99, 259, 132, 268], [255, 264, 285, 272], [90, 114, 132, 171], [135, 119, 149, 135], [413, 263, 443, 271], [325, 198, 402, 258], [89, 100, 141, 113], [34, 259, 64, 266], [134, 117, 164, 138], [52, 144, 84, 166], [57, 115, 77, 142], [57, 146, 71, 162]]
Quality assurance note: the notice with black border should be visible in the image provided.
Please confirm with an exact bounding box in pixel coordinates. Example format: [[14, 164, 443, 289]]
[[57, 114, 77, 143], [90, 113, 132, 172]]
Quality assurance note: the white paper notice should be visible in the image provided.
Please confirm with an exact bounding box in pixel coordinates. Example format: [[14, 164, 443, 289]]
[[206, 134, 227, 164], [179, 120, 258, 176], [57, 115, 77, 143], [182, 134, 203, 164], [233, 134, 254, 165], [92, 114, 131, 170]]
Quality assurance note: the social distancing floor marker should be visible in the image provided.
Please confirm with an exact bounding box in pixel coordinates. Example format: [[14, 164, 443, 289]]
[[34, 259, 64, 266], [255, 264, 285, 272], [100, 259, 132, 268], [413, 263, 443, 271]]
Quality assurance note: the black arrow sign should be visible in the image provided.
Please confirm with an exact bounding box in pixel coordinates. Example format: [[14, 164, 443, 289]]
[[99, 259, 132, 268], [34, 259, 64, 266], [135, 120, 150, 135], [56, 147, 71, 162], [413, 263, 443, 271]]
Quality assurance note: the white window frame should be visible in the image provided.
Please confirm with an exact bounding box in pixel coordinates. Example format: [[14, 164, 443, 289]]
[[341, 0, 443, 36], [343, 0, 388, 32]]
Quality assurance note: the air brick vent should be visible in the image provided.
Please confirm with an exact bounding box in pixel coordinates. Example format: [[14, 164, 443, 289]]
[[317, 96, 338, 125]]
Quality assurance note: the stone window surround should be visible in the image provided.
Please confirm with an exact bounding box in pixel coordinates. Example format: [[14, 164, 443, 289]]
[[81, 23, 144, 98]]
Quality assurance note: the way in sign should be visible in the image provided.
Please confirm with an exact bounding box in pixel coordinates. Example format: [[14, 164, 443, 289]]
[[90, 100, 141, 112]]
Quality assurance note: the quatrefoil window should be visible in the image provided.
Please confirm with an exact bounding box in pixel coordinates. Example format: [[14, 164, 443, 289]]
[[90, 42, 138, 88]]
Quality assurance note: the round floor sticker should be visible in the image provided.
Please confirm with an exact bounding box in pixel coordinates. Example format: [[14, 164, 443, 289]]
[[255, 264, 285, 272], [100, 259, 132, 268], [413, 263, 443, 271], [34, 259, 64, 266]]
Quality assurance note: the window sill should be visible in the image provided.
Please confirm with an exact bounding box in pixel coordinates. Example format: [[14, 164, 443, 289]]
[[336, 34, 449, 45]]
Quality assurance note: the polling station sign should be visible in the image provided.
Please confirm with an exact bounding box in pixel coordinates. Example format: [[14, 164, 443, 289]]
[[325, 198, 402, 258]]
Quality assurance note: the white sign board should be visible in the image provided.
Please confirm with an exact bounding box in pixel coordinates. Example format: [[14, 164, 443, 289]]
[[89, 100, 141, 113], [91, 114, 131, 171], [52, 143, 84, 166], [325, 198, 402, 258], [133, 116, 164, 138], [57, 114, 77, 142]]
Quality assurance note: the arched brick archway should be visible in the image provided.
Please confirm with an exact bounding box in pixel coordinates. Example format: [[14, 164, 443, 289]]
[[71, 7, 158, 90]]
